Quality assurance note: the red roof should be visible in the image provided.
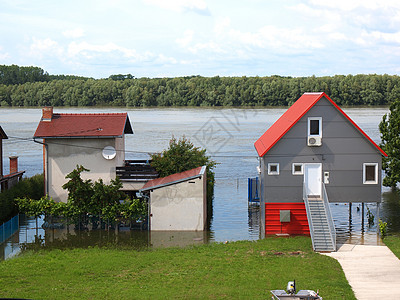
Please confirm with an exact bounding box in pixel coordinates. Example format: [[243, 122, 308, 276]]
[[141, 166, 206, 191], [34, 113, 133, 138], [254, 92, 387, 157]]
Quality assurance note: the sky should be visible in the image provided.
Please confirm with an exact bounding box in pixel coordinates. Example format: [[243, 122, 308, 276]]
[[1, 0, 400, 79]]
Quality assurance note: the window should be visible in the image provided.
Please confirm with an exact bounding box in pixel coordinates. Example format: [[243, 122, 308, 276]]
[[292, 163, 303, 175], [363, 163, 378, 184], [268, 163, 279, 175], [308, 117, 322, 137]]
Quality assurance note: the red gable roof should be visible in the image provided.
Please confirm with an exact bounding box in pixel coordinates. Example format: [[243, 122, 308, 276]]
[[254, 92, 387, 157], [141, 166, 206, 191], [34, 113, 133, 138]]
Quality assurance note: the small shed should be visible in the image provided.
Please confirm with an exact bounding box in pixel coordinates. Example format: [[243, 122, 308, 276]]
[[140, 166, 207, 231], [254, 92, 387, 251]]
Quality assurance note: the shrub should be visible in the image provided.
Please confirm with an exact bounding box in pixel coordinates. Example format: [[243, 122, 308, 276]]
[[0, 173, 44, 223]]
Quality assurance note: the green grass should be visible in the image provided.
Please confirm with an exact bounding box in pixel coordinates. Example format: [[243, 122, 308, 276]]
[[0, 236, 355, 299], [384, 235, 400, 259]]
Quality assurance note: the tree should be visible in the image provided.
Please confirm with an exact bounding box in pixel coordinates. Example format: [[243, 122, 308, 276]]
[[151, 136, 216, 179], [150, 137, 217, 227], [379, 99, 400, 189]]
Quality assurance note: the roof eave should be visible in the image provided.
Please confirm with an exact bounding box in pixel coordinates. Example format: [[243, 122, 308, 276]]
[[0, 126, 8, 139], [124, 115, 134, 134], [324, 94, 388, 157], [255, 93, 324, 157], [33, 135, 124, 139], [140, 166, 206, 192]]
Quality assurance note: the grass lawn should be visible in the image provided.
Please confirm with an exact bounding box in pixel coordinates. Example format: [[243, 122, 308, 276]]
[[384, 235, 400, 259], [0, 236, 355, 299]]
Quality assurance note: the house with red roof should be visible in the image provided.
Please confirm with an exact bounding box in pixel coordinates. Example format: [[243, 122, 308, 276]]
[[254, 92, 387, 251], [34, 107, 133, 203], [140, 166, 207, 231]]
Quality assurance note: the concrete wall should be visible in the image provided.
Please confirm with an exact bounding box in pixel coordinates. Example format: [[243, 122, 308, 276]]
[[45, 137, 123, 203], [149, 175, 206, 231], [262, 96, 383, 203]]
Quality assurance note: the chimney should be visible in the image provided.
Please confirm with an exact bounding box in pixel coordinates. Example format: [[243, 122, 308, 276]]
[[9, 156, 18, 174], [42, 107, 53, 121]]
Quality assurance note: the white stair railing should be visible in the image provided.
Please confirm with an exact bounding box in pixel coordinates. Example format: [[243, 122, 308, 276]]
[[303, 183, 315, 250], [322, 183, 336, 251]]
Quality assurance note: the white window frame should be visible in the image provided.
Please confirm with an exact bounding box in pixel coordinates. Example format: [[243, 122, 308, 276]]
[[292, 163, 304, 175], [268, 163, 280, 175], [363, 163, 378, 184], [308, 117, 322, 137]]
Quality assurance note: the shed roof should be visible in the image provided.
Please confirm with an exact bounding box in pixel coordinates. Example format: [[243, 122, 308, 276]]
[[254, 92, 387, 157], [0, 126, 8, 139], [140, 166, 206, 191], [34, 113, 133, 138]]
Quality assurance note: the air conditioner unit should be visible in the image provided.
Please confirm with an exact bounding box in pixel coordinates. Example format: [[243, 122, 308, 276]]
[[307, 136, 322, 146]]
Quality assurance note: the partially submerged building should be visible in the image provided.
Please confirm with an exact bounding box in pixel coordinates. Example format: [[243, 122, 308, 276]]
[[34, 107, 134, 202], [254, 92, 387, 251], [140, 166, 207, 231], [33, 107, 206, 232]]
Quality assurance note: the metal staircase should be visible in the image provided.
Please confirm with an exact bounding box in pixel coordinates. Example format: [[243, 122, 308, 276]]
[[304, 183, 336, 252]]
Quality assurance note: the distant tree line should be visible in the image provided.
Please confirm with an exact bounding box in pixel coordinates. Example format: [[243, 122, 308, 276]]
[[0, 65, 399, 107], [0, 65, 50, 85]]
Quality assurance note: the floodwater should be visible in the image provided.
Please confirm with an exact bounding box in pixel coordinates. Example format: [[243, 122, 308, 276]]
[[0, 106, 397, 259]]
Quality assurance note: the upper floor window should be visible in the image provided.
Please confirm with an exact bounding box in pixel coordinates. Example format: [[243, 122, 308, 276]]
[[308, 117, 322, 137]]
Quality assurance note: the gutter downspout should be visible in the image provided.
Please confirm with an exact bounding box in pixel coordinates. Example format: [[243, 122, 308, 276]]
[[33, 138, 49, 196]]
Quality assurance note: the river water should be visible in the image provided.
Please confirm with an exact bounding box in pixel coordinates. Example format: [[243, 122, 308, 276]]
[[0, 106, 398, 259]]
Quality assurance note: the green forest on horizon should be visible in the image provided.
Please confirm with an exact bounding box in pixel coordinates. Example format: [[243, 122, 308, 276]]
[[1, 64, 399, 107]]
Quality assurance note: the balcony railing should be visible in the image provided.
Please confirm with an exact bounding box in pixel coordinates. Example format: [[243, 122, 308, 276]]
[[116, 160, 159, 181]]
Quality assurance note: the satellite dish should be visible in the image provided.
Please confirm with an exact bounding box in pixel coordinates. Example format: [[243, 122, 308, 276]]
[[102, 146, 116, 160]]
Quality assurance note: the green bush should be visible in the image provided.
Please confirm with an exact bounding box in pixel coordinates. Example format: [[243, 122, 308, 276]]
[[16, 166, 147, 228], [0, 173, 44, 223]]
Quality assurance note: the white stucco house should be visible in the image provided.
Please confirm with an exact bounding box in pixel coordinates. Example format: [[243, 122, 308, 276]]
[[34, 107, 133, 202], [140, 166, 207, 231]]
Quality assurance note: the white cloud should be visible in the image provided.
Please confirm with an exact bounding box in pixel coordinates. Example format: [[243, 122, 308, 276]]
[[230, 26, 325, 52], [67, 41, 145, 60], [29, 38, 64, 59], [176, 29, 194, 47], [143, 0, 210, 15], [63, 28, 85, 39], [308, 0, 400, 11], [188, 41, 226, 54], [155, 54, 177, 64], [362, 30, 400, 45], [214, 17, 230, 36], [0, 46, 10, 60]]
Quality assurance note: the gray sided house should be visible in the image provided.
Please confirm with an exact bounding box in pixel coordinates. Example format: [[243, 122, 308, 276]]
[[254, 92, 387, 246], [34, 107, 133, 203]]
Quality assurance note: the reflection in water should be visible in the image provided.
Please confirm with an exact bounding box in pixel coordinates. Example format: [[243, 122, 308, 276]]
[[330, 198, 394, 246], [1, 215, 215, 260], [381, 191, 400, 236]]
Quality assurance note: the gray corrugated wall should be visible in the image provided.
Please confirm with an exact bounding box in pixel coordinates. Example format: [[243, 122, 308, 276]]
[[262, 96, 382, 203]]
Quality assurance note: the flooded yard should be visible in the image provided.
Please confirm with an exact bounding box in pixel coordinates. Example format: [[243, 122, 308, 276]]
[[1, 106, 398, 259]]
